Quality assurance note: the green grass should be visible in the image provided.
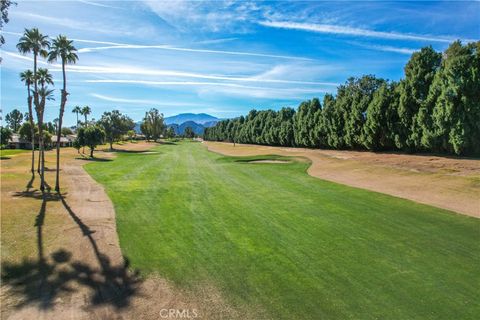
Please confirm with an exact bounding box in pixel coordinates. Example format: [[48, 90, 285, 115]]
[[85, 141, 480, 319]]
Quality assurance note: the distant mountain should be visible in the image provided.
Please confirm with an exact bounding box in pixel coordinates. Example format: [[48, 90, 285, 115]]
[[134, 113, 222, 135], [168, 121, 206, 136], [164, 113, 219, 125]]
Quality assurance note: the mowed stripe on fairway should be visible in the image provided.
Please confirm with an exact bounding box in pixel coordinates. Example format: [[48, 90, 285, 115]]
[[85, 141, 480, 319]]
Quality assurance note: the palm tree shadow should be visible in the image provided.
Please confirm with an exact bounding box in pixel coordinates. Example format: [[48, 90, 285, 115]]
[[2, 194, 73, 310], [26, 173, 35, 190], [2, 190, 143, 312], [58, 193, 142, 308]]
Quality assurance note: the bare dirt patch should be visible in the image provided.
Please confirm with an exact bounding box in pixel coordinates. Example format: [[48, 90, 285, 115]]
[[204, 141, 480, 218], [1, 142, 242, 319]]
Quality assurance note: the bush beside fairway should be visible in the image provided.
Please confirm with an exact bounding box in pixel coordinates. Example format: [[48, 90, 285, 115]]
[[85, 141, 480, 319]]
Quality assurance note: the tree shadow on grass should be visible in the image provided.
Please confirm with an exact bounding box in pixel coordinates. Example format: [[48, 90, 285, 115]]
[[3, 188, 142, 312], [158, 141, 177, 145], [75, 157, 113, 162], [26, 174, 35, 190], [101, 149, 153, 154]]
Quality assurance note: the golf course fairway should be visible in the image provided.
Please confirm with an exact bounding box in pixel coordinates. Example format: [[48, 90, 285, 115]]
[[85, 141, 480, 319]]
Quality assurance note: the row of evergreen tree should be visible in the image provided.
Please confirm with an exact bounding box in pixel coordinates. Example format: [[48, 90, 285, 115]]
[[204, 41, 480, 155]]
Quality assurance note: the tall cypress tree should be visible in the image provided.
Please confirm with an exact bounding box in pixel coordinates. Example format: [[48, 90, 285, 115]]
[[397, 46, 441, 151], [421, 41, 480, 154]]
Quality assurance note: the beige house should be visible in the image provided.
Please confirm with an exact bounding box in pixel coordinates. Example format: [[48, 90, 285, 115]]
[[8, 133, 76, 149]]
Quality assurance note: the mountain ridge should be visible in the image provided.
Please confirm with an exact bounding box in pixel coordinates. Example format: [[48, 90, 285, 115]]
[[134, 113, 221, 135], [164, 113, 220, 125]]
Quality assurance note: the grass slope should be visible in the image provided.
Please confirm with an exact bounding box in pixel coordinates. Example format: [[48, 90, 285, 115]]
[[85, 141, 480, 319]]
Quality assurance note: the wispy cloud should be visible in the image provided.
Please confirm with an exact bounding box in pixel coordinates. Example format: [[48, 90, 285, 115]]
[[78, 43, 312, 61], [87, 80, 332, 99], [86, 79, 327, 92], [4, 50, 336, 87], [90, 93, 159, 105], [259, 20, 474, 43], [143, 0, 261, 33], [351, 42, 417, 55], [77, 0, 121, 9], [195, 37, 238, 45], [90, 93, 206, 107]]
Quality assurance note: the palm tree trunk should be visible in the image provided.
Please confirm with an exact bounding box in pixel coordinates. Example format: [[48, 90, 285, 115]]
[[55, 60, 67, 192], [37, 146, 41, 172], [33, 52, 45, 191], [27, 85, 35, 173], [82, 113, 87, 154], [38, 119, 45, 191]]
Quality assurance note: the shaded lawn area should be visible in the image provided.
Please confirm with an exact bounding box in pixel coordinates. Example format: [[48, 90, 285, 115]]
[[85, 141, 480, 319]]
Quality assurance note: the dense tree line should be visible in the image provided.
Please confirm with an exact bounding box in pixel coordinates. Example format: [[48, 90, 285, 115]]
[[204, 41, 480, 155]]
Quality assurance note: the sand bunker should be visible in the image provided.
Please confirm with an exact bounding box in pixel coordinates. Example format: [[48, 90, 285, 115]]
[[247, 160, 291, 164]]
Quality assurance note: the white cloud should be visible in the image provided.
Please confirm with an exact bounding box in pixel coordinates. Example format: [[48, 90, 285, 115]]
[[90, 93, 206, 107], [78, 43, 312, 61], [86, 79, 321, 91], [86, 79, 334, 99], [195, 37, 238, 45], [143, 0, 260, 32], [259, 20, 471, 43], [77, 0, 121, 9], [90, 93, 159, 104], [3, 50, 336, 89], [364, 45, 416, 55]]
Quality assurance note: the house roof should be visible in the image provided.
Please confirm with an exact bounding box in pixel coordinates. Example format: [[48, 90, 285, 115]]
[[9, 133, 26, 144]]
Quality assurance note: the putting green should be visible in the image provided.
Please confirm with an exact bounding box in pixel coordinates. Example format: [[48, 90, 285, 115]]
[[86, 141, 480, 319]]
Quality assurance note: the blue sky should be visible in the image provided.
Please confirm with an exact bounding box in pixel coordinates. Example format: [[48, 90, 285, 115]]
[[1, 0, 479, 126]]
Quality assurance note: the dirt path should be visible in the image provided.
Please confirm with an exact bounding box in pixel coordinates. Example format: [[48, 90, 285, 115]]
[[1, 143, 240, 319], [204, 142, 480, 218]]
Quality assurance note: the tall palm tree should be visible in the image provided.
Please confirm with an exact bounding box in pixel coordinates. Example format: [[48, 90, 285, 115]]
[[20, 69, 36, 173], [72, 105, 81, 127], [35, 68, 54, 183], [48, 35, 78, 191], [80, 106, 91, 153], [81, 106, 91, 125], [17, 28, 50, 191]]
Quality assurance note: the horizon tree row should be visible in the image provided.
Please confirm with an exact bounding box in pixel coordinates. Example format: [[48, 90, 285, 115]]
[[204, 41, 480, 155]]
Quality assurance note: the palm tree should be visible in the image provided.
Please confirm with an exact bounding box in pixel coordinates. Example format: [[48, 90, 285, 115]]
[[80, 106, 91, 153], [81, 106, 91, 125], [48, 35, 78, 191], [35, 68, 54, 183], [17, 28, 50, 190], [20, 69, 36, 173], [36, 68, 53, 87], [72, 105, 81, 127]]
